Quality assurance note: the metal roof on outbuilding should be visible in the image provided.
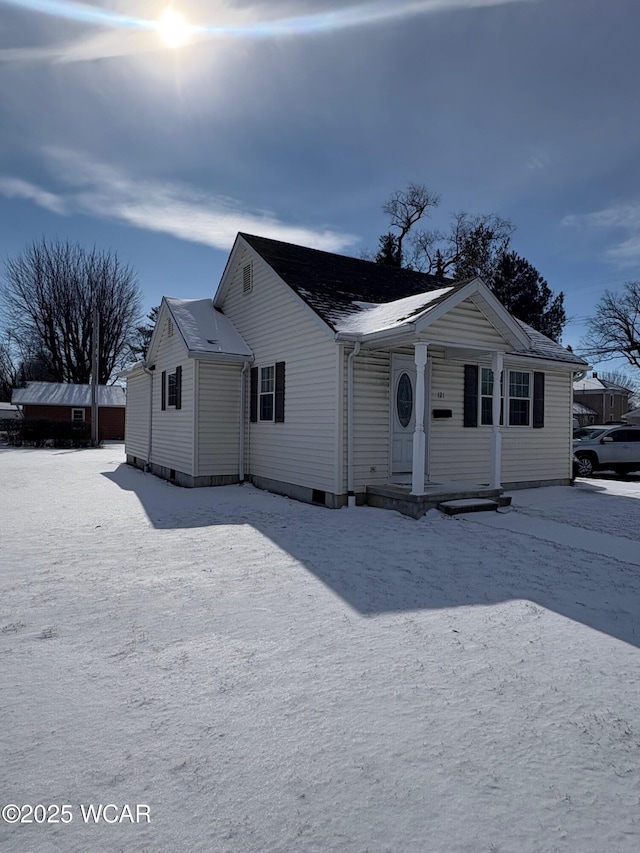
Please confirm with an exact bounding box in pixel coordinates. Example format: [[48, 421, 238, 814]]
[[12, 382, 125, 407]]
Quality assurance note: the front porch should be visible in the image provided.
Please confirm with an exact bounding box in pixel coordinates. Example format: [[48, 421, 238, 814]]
[[363, 480, 512, 519]]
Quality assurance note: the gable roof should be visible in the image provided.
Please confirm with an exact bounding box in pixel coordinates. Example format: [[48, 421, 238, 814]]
[[12, 382, 125, 407], [143, 297, 252, 367], [219, 232, 587, 368], [165, 297, 252, 360], [573, 375, 633, 393], [238, 232, 450, 331]]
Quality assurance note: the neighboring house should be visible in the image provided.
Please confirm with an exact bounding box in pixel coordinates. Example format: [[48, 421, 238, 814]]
[[121, 233, 587, 512], [623, 407, 640, 425], [573, 373, 633, 423], [0, 401, 22, 420], [11, 382, 126, 440], [573, 401, 597, 428]]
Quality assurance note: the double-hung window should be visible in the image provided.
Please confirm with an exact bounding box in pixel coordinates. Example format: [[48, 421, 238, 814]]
[[250, 362, 285, 423], [508, 370, 530, 426], [480, 367, 503, 426], [259, 365, 275, 421], [465, 365, 543, 429], [167, 372, 177, 407], [161, 365, 182, 410]]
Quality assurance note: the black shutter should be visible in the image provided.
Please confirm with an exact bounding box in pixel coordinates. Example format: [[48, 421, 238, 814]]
[[463, 365, 478, 427], [175, 365, 182, 410], [275, 361, 285, 423], [250, 367, 258, 423], [533, 371, 544, 428], [161, 370, 166, 410]]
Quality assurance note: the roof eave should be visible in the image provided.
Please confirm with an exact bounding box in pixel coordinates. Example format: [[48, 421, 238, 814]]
[[508, 352, 591, 370], [334, 322, 416, 343], [187, 350, 253, 364]]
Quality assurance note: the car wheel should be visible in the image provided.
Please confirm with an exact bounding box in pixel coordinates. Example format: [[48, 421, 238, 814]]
[[575, 453, 595, 477]]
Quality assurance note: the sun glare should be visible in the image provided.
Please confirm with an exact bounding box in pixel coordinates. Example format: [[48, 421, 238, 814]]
[[158, 8, 192, 49]]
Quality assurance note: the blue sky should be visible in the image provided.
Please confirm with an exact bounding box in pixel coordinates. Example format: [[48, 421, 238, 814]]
[[1, 0, 639, 358]]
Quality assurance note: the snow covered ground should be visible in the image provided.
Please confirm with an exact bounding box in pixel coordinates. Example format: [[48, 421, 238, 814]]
[[1, 445, 640, 853]]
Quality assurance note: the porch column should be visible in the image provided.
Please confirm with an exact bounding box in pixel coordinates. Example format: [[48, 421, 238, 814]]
[[411, 343, 428, 496], [490, 351, 504, 489]]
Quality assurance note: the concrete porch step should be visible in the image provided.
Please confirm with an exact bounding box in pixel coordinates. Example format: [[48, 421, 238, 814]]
[[437, 495, 512, 516], [364, 483, 510, 519]]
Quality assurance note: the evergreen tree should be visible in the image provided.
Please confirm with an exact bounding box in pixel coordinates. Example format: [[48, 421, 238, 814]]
[[490, 251, 566, 342], [129, 306, 160, 361], [374, 233, 402, 267]]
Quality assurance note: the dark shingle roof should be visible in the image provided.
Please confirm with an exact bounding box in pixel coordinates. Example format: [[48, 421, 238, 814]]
[[240, 233, 451, 330], [515, 321, 588, 366], [239, 233, 587, 366]]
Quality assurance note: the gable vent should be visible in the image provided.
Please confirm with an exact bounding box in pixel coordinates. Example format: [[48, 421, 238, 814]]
[[242, 262, 253, 294], [166, 318, 174, 337]]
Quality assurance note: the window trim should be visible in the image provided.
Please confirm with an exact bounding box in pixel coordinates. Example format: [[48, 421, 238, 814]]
[[258, 364, 275, 422], [507, 369, 531, 427], [250, 362, 285, 423], [167, 371, 177, 408], [162, 365, 182, 411], [480, 367, 503, 426], [465, 364, 543, 429], [71, 408, 85, 422]]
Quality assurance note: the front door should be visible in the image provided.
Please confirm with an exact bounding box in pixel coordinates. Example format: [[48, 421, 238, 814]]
[[391, 356, 417, 474]]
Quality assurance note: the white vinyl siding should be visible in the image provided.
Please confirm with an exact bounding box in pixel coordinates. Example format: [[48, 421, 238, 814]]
[[429, 354, 493, 483], [221, 247, 339, 493], [124, 370, 151, 460], [501, 370, 572, 483], [426, 300, 510, 349], [197, 362, 243, 477], [346, 349, 573, 489], [152, 312, 194, 475], [351, 350, 391, 490]]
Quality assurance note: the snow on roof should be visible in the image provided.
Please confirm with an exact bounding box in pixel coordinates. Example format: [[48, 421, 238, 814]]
[[573, 402, 597, 415], [165, 297, 252, 358], [573, 376, 631, 392], [12, 382, 125, 407], [333, 286, 455, 334]]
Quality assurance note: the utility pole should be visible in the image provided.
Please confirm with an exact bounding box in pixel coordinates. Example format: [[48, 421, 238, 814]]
[[91, 304, 100, 447]]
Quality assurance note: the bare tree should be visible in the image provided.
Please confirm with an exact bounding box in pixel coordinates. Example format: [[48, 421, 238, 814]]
[[580, 282, 640, 371], [598, 369, 639, 392], [409, 212, 514, 278], [371, 184, 566, 339], [2, 239, 142, 384], [0, 331, 55, 400], [376, 183, 441, 267]]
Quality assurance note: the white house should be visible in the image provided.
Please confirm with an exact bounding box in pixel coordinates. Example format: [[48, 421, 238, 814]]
[[121, 233, 587, 516]]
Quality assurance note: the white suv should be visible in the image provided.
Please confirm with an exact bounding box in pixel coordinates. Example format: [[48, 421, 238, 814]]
[[573, 424, 640, 477]]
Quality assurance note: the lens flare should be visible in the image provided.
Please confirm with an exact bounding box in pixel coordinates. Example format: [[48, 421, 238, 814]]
[[157, 7, 192, 49]]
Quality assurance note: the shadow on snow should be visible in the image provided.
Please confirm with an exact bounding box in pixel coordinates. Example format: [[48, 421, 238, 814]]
[[102, 464, 640, 649]]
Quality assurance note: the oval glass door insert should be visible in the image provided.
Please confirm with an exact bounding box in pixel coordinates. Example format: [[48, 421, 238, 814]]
[[396, 372, 413, 428]]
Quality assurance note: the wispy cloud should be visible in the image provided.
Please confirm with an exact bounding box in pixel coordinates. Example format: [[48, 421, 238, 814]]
[[562, 202, 640, 268], [0, 176, 67, 214], [0, 149, 357, 253], [0, 0, 540, 64]]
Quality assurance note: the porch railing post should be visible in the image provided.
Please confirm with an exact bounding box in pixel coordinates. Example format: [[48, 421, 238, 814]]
[[411, 343, 428, 496]]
